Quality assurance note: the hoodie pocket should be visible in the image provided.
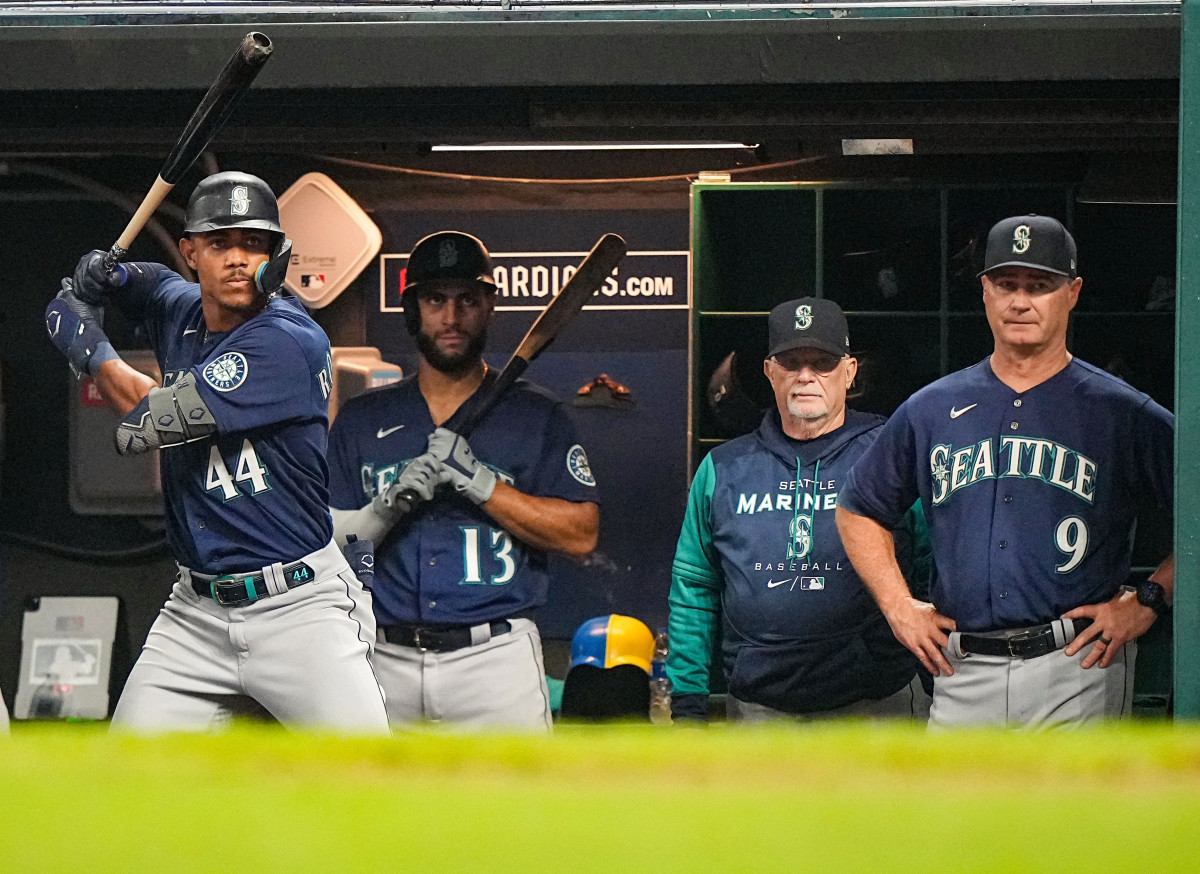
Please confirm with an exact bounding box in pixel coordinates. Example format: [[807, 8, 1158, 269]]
[[728, 622, 916, 714]]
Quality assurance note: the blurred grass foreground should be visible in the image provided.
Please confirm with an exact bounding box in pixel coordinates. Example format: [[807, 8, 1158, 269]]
[[2, 721, 1199, 873]]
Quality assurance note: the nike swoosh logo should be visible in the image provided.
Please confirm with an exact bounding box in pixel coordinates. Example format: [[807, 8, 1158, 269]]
[[376, 425, 405, 439], [950, 404, 978, 419], [766, 578, 792, 589], [183, 328, 198, 336]]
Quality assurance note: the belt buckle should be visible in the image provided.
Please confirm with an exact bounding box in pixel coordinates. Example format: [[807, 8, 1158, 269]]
[[1004, 627, 1043, 658], [413, 628, 427, 651], [210, 574, 250, 606]]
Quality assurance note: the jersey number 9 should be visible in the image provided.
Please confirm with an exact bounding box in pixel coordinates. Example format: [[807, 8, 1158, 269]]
[[1054, 516, 1088, 574]]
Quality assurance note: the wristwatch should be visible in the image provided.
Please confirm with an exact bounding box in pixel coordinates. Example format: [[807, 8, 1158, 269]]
[[1136, 581, 1171, 617]]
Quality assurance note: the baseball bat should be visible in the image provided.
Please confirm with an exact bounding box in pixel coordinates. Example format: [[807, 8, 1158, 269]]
[[102, 32, 274, 275], [389, 232, 628, 515]]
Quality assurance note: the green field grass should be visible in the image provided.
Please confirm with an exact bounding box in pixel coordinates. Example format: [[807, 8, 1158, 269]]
[[2, 722, 1199, 873]]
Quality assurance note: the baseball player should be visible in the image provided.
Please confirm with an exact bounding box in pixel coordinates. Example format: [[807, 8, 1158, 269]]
[[668, 298, 931, 723], [836, 215, 1174, 729], [327, 231, 599, 731], [45, 171, 389, 733]]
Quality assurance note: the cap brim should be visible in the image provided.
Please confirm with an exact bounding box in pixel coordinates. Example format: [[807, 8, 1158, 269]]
[[977, 260, 1073, 279], [767, 338, 848, 360]]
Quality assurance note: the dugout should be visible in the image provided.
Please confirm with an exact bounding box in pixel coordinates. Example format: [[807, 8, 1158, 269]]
[[0, 0, 1194, 719]]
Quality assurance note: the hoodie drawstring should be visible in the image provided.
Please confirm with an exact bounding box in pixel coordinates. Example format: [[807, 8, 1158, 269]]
[[788, 458, 820, 564]]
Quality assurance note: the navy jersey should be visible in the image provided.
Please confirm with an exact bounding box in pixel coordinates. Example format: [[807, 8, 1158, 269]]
[[839, 358, 1173, 631], [327, 372, 598, 626], [116, 264, 335, 573]]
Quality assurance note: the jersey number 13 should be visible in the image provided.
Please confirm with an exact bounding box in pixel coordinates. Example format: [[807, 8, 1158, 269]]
[[460, 526, 515, 585]]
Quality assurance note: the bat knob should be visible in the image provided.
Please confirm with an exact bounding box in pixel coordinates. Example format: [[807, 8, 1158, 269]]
[[385, 487, 421, 518]]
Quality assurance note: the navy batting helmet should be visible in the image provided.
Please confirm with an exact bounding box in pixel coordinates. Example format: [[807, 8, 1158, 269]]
[[183, 172, 291, 296], [402, 231, 496, 335]]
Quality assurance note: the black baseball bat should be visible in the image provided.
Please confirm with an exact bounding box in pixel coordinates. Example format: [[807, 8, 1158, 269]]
[[388, 233, 628, 515], [102, 32, 274, 274]]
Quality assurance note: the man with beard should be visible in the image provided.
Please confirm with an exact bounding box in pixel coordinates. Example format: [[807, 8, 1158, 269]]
[[327, 231, 599, 730]]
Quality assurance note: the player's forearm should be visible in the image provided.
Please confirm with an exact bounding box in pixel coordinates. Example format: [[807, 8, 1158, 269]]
[[93, 357, 158, 417], [483, 483, 598, 557], [106, 262, 173, 324], [329, 501, 401, 548], [835, 505, 914, 614]]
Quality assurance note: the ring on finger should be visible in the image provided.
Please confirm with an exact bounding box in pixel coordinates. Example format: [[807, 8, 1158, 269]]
[[1098, 635, 1112, 646]]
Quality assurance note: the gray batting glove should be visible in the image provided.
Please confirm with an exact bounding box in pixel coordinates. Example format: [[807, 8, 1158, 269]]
[[376, 453, 447, 515], [426, 427, 497, 505]]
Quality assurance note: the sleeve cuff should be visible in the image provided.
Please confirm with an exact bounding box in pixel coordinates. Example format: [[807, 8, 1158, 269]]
[[670, 693, 710, 724]]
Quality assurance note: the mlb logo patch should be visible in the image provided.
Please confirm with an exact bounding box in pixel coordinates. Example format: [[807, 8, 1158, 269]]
[[301, 274, 326, 289], [799, 577, 825, 590]]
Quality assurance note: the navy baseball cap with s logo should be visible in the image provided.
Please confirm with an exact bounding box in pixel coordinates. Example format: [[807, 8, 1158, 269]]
[[766, 297, 850, 360], [978, 214, 1077, 279]]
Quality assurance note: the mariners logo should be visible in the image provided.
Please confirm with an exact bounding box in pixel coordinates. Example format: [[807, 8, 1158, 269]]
[[566, 444, 596, 487], [1012, 224, 1032, 254], [229, 185, 250, 216], [438, 240, 459, 268], [203, 352, 249, 392], [794, 304, 813, 330], [788, 514, 813, 559]]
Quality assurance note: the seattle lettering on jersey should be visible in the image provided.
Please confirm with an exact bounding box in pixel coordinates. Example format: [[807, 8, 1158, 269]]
[[929, 436, 1097, 506]]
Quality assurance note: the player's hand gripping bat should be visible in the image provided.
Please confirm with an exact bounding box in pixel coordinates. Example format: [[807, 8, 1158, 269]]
[[100, 32, 274, 280], [387, 233, 629, 516]]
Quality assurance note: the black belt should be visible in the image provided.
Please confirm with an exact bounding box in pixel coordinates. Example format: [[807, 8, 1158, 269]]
[[959, 618, 1092, 659], [380, 620, 512, 652], [191, 561, 316, 607]]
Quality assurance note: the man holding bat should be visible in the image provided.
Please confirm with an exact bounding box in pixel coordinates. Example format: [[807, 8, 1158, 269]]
[[45, 171, 389, 733], [328, 231, 600, 730]]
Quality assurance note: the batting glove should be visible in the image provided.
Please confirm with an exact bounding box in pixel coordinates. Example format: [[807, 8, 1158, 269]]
[[377, 453, 446, 514], [426, 427, 497, 506], [45, 279, 119, 379], [73, 249, 127, 305]]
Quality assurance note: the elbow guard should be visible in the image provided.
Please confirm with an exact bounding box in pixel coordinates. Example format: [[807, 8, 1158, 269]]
[[115, 372, 217, 455]]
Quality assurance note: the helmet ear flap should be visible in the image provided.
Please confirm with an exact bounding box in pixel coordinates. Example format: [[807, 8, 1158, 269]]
[[254, 237, 292, 297]]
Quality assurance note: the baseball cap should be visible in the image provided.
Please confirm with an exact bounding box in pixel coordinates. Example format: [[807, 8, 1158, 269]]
[[978, 214, 1077, 279], [766, 297, 850, 360]]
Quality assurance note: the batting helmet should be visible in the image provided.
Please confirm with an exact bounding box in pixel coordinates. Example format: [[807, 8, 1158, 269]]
[[183, 171, 292, 296], [569, 614, 655, 675], [401, 230, 496, 335]]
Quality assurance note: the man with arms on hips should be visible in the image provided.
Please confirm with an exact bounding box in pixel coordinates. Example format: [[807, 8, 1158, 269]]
[[327, 231, 599, 731], [836, 215, 1174, 729], [45, 171, 389, 733], [668, 298, 931, 724]]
